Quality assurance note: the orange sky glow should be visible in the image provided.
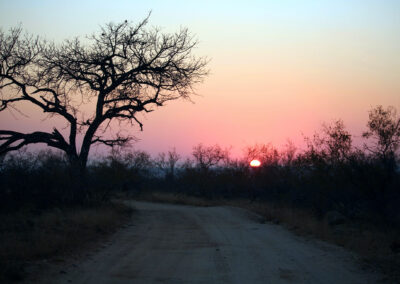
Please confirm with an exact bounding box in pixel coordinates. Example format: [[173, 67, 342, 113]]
[[0, 0, 399, 159]]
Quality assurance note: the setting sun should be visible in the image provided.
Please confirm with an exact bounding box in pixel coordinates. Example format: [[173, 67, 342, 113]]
[[0, 2, 398, 282], [250, 159, 261, 168]]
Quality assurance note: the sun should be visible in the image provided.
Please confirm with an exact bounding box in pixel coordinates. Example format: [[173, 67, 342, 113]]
[[250, 159, 261, 167]]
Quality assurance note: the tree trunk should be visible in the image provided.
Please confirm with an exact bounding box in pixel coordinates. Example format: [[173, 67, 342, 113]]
[[65, 153, 89, 204]]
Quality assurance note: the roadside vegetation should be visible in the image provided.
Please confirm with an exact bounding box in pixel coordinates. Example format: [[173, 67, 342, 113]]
[[1, 105, 399, 282], [0, 151, 133, 282]]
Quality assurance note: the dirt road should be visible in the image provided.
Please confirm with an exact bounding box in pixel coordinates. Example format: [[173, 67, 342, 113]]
[[46, 201, 382, 284]]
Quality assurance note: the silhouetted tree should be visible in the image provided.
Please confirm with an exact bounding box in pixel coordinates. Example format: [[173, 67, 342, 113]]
[[280, 139, 297, 166], [363, 105, 400, 167], [303, 120, 352, 165], [321, 120, 353, 163], [103, 147, 152, 174], [244, 143, 280, 167], [124, 150, 152, 174], [0, 16, 208, 172], [361, 106, 400, 220], [192, 143, 229, 171], [155, 147, 180, 180]]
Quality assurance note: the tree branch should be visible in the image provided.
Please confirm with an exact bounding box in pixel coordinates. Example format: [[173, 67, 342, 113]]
[[91, 134, 132, 147], [0, 129, 70, 156]]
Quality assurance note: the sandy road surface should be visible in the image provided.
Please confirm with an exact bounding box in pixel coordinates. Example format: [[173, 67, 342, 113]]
[[45, 201, 382, 284]]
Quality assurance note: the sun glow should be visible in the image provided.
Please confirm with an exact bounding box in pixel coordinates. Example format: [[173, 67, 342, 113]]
[[250, 159, 261, 168]]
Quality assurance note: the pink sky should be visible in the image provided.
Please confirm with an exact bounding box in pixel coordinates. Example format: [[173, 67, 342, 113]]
[[1, 1, 399, 159]]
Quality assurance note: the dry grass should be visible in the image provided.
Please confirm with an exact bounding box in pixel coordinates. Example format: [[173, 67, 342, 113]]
[[136, 192, 400, 282], [0, 202, 133, 282]]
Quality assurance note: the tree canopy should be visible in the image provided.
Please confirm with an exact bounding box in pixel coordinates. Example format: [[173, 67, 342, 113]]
[[363, 105, 400, 166], [0, 16, 208, 169]]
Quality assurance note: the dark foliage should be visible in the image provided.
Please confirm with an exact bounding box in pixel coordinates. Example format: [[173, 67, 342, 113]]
[[1, 106, 399, 227]]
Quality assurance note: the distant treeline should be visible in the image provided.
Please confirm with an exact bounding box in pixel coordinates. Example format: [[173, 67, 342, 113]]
[[1, 105, 399, 226]]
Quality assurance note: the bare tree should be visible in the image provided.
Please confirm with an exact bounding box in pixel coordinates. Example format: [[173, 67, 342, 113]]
[[0, 16, 208, 172], [244, 143, 280, 167], [363, 105, 400, 163], [154, 147, 180, 179], [281, 139, 297, 166], [192, 143, 229, 171]]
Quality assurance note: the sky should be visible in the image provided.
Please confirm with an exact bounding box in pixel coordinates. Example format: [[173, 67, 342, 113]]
[[0, 0, 399, 158]]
